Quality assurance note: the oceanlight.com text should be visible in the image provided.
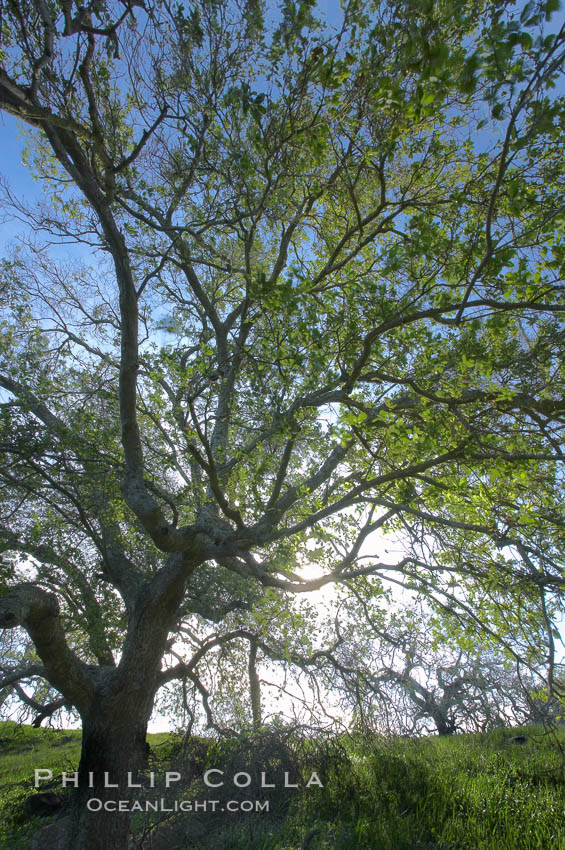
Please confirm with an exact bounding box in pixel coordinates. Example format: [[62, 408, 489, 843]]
[[85, 798, 270, 813]]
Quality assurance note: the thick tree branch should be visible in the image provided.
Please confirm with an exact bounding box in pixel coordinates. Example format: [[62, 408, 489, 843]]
[[0, 664, 47, 689], [0, 584, 94, 713]]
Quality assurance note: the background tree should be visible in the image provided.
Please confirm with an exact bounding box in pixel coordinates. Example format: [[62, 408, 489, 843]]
[[0, 627, 73, 726], [0, 1, 564, 848], [322, 594, 561, 735]]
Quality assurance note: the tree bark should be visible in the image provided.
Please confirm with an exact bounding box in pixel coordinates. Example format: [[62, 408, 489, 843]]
[[248, 637, 262, 728], [433, 711, 456, 736], [63, 687, 154, 850]]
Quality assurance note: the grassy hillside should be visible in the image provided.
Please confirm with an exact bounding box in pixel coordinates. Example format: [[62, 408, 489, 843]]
[[0, 721, 564, 849]]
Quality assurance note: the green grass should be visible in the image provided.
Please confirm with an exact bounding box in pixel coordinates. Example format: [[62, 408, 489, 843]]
[[0, 722, 79, 850], [0, 721, 81, 789], [333, 727, 565, 850], [1, 722, 564, 849]]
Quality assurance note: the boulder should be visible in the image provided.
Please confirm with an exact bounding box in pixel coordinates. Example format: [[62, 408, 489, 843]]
[[25, 793, 64, 818], [505, 735, 528, 745], [30, 816, 70, 850]]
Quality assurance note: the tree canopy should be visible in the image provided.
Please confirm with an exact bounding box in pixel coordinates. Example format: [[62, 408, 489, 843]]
[[0, 0, 564, 847]]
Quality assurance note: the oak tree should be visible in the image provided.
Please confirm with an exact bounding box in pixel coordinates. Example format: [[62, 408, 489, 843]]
[[0, 0, 564, 847]]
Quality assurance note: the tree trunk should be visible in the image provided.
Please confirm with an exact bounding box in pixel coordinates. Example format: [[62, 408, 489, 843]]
[[248, 637, 262, 728], [433, 712, 456, 736], [63, 687, 154, 850], [59, 558, 197, 848]]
